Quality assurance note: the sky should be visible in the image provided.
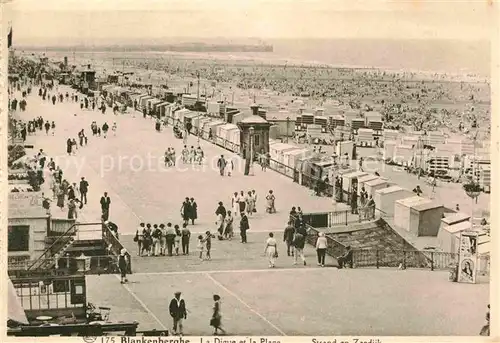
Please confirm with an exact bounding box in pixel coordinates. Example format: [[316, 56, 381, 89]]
[[5, 0, 497, 45]]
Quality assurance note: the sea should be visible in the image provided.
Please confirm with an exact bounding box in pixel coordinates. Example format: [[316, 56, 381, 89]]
[[35, 38, 490, 78]]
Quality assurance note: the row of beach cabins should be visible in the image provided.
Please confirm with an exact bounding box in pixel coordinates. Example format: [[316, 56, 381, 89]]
[[121, 92, 490, 258], [125, 92, 490, 189]]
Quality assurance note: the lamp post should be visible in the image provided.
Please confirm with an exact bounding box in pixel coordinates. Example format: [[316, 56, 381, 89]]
[[332, 153, 338, 209], [286, 116, 290, 143], [249, 126, 255, 176]]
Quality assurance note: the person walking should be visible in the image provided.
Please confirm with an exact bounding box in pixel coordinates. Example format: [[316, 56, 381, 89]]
[[151, 224, 161, 256], [264, 232, 278, 268], [100, 192, 111, 221], [79, 177, 89, 204], [189, 198, 197, 225], [159, 224, 167, 256], [135, 223, 145, 256], [283, 220, 295, 256], [223, 211, 234, 240], [118, 249, 129, 284], [66, 138, 73, 156], [210, 295, 226, 335], [316, 232, 328, 267], [102, 122, 109, 138], [204, 231, 214, 260], [181, 223, 191, 255], [142, 224, 153, 256], [174, 225, 182, 256], [169, 292, 187, 336], [217, 155, 226, 176], [180, 198, 191, 226], [266, 190, 276, 213], [238, 191, 246, 214], [246, 191, 255, 216], [293, 229, 307, 266], [239, 213, 249, 243], [165, 223, 176, 256]]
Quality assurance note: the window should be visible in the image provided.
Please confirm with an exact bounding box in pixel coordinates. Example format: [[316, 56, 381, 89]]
[[254, 135, 260, 146], [8, 225, 30, 252]]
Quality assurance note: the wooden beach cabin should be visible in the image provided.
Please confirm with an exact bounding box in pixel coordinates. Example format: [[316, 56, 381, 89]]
[[283, 148, 311, 178], [357, 128, 374, 147], [383, 140, 397, 161], [226, 127, 241, 152], [394, 197, 444, 236], [394, 144, 414, 166], [216, 123, 238, 147], [437, 221, 471, 253], [364, 178, 390, 198], [204, 120, 225, 140], [341, 171, 368, 202], [374, 185, 414, 217], [335, 140, 354, 160], [357, 174, 379, 194], [195, 117, 211, 136]]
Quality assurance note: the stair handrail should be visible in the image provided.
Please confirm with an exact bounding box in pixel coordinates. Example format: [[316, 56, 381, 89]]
[[27, 222, 102, 271]]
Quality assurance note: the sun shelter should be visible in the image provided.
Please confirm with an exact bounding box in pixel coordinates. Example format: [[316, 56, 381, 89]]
[[374, 186, 414, 217]]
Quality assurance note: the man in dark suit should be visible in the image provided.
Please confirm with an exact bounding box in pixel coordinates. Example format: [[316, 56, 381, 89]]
[[169, 292, 187, 336], [79, 177, 89, 204], [100, 192, 111, 221]]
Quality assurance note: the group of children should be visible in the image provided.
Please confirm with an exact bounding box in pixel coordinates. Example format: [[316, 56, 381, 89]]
[[135, 222, 218, 262]]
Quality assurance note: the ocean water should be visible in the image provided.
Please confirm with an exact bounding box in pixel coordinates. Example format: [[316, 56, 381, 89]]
[[269, 39, 490, 76], [39, 38, 490, 77]]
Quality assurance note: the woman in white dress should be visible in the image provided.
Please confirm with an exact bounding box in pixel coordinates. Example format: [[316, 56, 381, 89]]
[[264, 232, 278, 268], [225, 158, 233, 176], [231, 192, 239, 217], [246, 191, 254, 216]]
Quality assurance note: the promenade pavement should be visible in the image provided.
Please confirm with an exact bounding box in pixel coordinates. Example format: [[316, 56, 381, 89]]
[[14, 86, 489, 337], [20, 85, 342, 237], [86, 268, 489, 336]]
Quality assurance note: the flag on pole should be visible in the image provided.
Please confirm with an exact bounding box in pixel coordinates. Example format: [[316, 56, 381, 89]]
[[7, 24, 13, 48]]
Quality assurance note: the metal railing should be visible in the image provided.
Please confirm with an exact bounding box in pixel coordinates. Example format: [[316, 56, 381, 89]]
[[102, 223, 132, 274], [352, 249, 453, 270], [298, 207, 376, 228], [28, 222, 102, 271], [268, 158, 295, 179], [9, 255, 122, 275], [297, 211, 468, 272], [305, 224, 347, 258]]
